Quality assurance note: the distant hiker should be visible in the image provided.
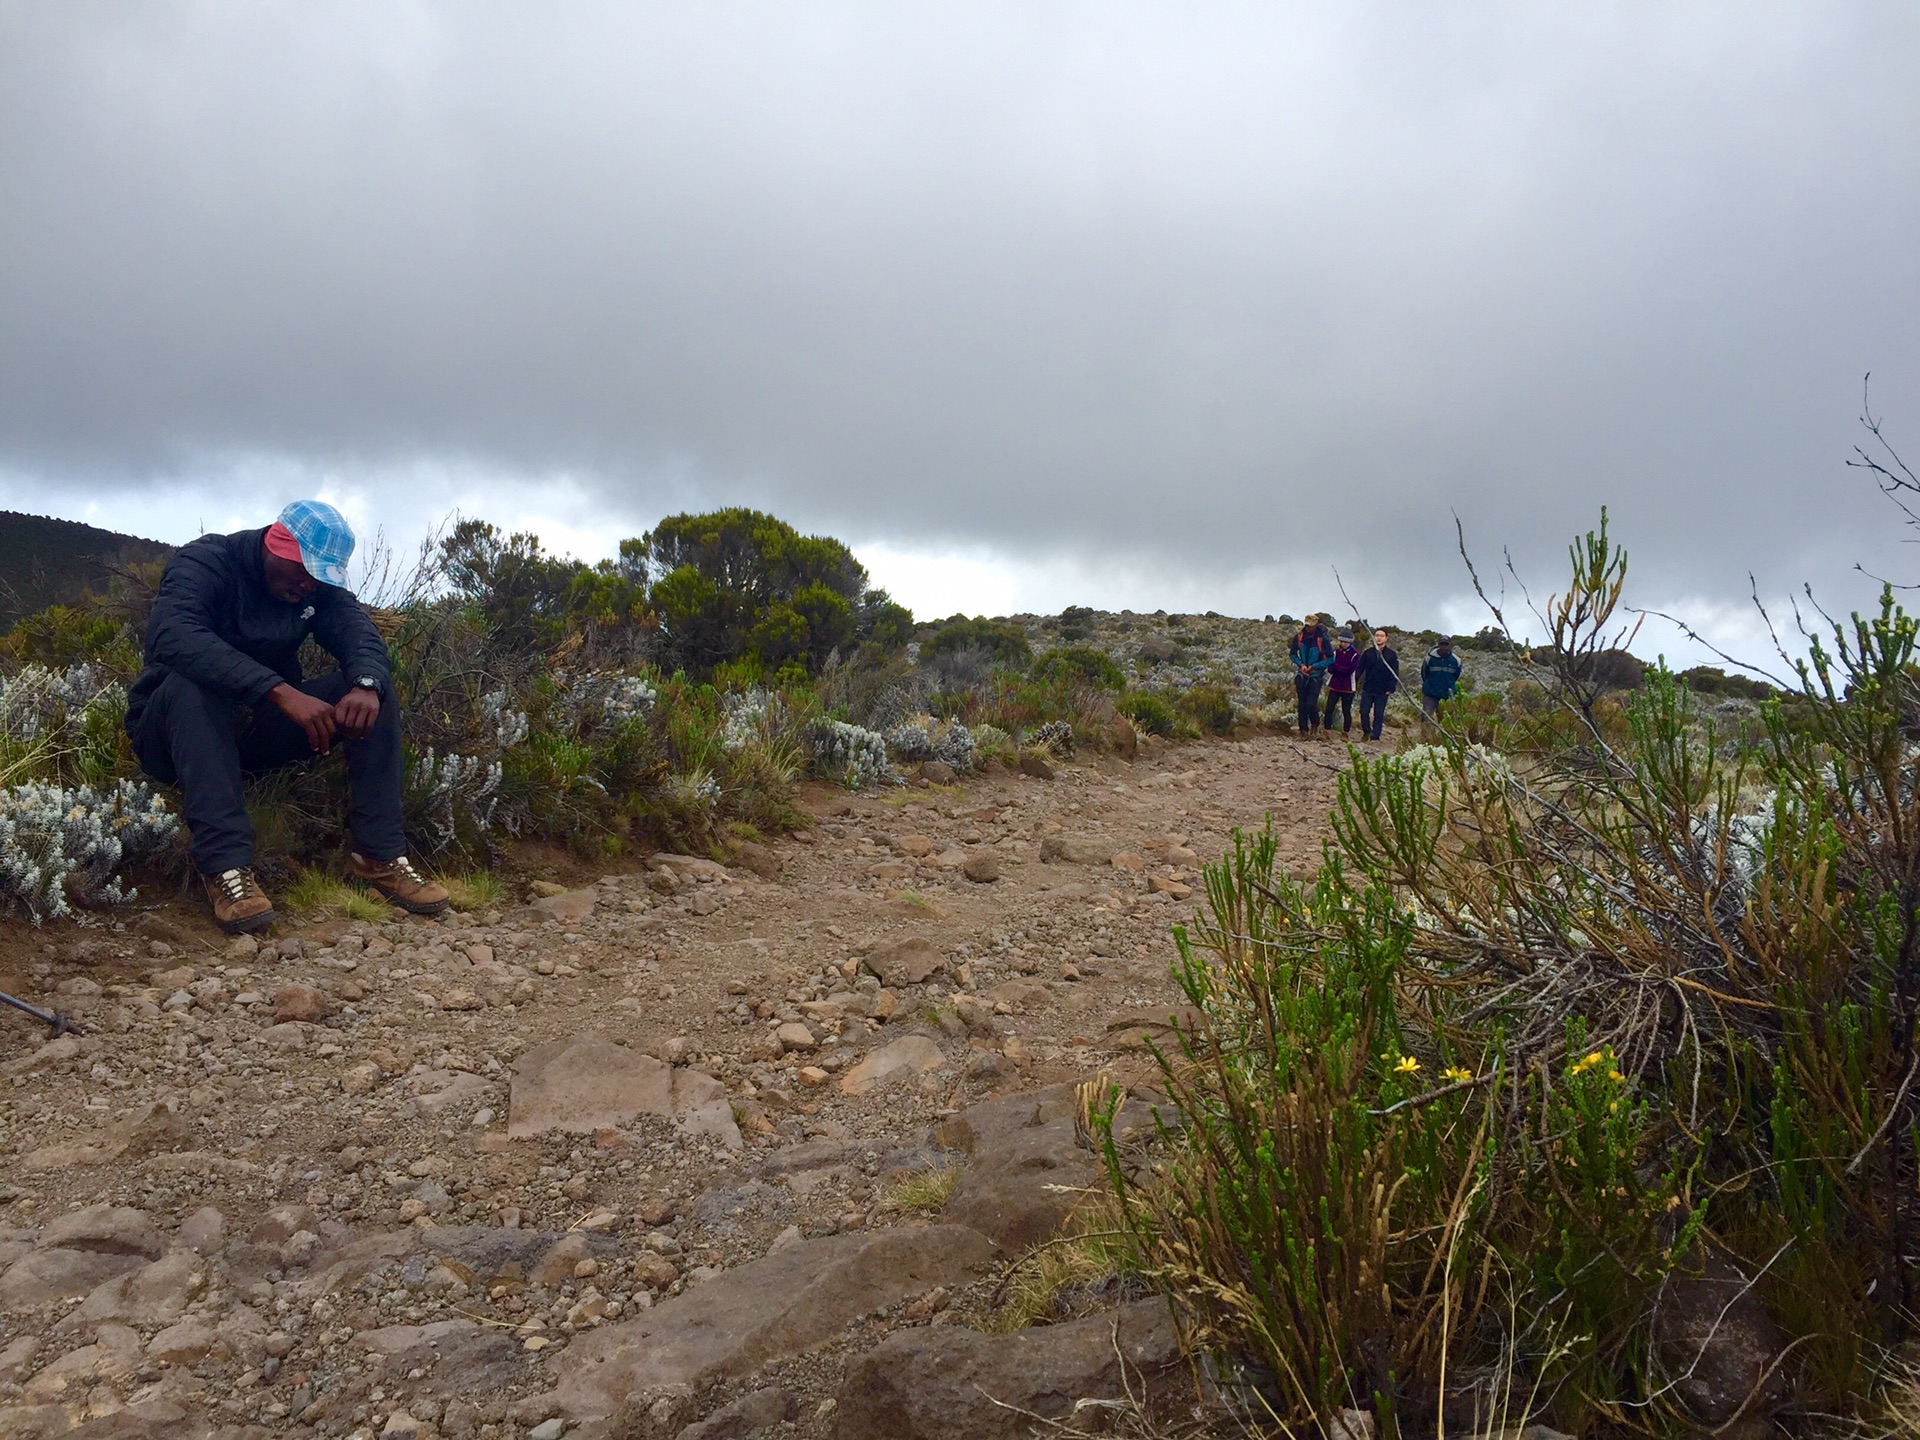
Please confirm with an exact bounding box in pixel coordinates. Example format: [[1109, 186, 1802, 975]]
[[1324, 631, 1361, 735], [126, 500, 450, 935], [1290, 616, 1334, 737], [1357, 627, 1400, 740], [1421, 635, 1464, 721]]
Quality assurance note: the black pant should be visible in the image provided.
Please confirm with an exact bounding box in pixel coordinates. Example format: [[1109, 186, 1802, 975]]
[[130, 670, 406, 875], [1359, 690, 1390, 740], [1324, 689, 1354, 733], [1294, 673, 1325, 731]]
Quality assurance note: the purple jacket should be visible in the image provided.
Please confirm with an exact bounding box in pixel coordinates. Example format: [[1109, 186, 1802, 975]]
[[1327, 645, 1362, 693]]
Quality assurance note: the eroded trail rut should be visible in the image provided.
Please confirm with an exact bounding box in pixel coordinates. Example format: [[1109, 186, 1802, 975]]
[[0, 733, 1343, 1440]]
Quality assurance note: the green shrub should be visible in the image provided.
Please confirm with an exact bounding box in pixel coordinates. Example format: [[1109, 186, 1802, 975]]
[[920, 615, 1032, 670], [1100, 516, 1919, 1431], [1175, 682, 1235, 734], [1031, 644, 1124, 690], [1115, 690, 1175, 736]]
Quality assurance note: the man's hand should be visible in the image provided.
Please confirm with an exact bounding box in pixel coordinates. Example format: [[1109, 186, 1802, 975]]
[[334, 687, 381, 740], [270, 684, 338, 754]]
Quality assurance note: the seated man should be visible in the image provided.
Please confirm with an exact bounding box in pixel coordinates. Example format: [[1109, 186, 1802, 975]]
[[126, 499, 449, 933]]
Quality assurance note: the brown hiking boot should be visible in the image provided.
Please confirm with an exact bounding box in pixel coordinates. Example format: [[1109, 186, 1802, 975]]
[[203, 867, 275, 935], [348, 853, 451, 915]]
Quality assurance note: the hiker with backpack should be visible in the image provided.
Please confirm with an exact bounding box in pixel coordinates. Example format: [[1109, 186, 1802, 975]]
[[1290, 615, 1334, 738], [1420, 635, 1464, 722], [1356, 627, 1400, 741]]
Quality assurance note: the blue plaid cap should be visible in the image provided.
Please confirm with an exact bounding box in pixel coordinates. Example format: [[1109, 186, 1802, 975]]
[[276, 499, 356, 587]]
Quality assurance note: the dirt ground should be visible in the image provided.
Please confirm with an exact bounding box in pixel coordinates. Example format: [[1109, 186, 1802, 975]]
[[0, 728, 1355, 1439]]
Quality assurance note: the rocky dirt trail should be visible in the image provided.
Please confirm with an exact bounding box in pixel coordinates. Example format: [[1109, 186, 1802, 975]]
[[0, 731, 1346, 1440]]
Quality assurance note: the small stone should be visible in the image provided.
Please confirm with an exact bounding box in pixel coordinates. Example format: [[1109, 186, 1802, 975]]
[[573, 1258, 599, 1278], [796, 1066, 830, 1088], [178, 1206, 226, 1255], [381, 1409, 424, 1439], [258, 1021, 307, 1050], [962, 854, 1000, 883], [1111, 852, 1145, 872], [528, 880, 568, 898], [341, 1061, 381, 1096], [271, 983, 331, 1023], [775, 1023, 816, 1053], [529, 1419, 568, 1440]]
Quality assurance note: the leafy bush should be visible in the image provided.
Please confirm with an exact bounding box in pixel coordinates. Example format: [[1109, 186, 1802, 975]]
[[639, 508, 909, 677], [0, 779, 179, 921], [808, 718, 896, 789], [1116, 689, 1175, 736], [920, 615, 1032, 670], [1175, 682, 1235, 734], [1030, 719, 1074, 757], [1099, 517, 1920, 1432], [1031, 644, 1125, 690]]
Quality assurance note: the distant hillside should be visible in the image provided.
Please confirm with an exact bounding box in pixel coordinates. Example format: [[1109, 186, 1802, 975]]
[[0, 511, 174, 630]]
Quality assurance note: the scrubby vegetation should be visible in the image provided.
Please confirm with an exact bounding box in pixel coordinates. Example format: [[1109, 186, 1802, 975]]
[[1094, 516, 1917, 1434], [0, 506, 1247, 920]]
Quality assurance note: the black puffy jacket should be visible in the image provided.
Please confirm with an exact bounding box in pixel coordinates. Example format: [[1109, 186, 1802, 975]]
[[126, 527, 391, 728]]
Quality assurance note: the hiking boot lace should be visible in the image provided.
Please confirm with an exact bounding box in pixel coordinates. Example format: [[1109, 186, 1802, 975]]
[[215, 868, 257, 902], [389, 857, 426, 885]]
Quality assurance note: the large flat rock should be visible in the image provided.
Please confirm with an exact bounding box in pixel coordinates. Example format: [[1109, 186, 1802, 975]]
[[546, 1224, 997, 1420], [834, 1300, 1183, 1440], [508, 1033, 726, 1138]]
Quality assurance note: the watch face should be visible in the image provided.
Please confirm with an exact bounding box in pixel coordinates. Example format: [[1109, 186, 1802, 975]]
[[357, 677, 378, 689]]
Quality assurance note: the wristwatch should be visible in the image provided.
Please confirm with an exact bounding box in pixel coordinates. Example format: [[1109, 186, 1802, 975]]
[[353, 676, 381, 694]]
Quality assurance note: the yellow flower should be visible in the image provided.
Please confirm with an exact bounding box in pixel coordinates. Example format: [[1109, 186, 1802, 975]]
[[1609, 1071, 1625, 1083], [1442, 1066, 1473, 1084], [1394, 1056, 1421, 1076]]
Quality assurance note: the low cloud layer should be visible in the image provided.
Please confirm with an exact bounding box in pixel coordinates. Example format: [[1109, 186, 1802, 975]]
[[3, 3, 1917, 653]]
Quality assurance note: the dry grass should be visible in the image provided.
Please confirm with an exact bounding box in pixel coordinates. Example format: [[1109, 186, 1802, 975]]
[[880, 1165, 961, 1216]]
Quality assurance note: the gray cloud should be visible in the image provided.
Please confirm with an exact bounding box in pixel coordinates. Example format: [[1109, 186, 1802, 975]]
[[3, 2, 1917, 640]]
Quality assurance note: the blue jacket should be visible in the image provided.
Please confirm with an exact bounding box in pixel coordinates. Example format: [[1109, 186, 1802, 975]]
[[126, 527, 391, 727], [1420, 647, 1463, 699], [1290, 628, 1333, 675]]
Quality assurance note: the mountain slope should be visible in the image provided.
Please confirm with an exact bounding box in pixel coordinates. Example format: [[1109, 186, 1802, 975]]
[[0, 511, 174, 629]]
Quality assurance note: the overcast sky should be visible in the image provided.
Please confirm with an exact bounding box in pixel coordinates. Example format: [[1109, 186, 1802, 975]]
[[3, 3, 1917, 659]]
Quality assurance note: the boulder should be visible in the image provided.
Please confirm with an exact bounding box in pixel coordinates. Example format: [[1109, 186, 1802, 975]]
[[38, 1204, 163, 1259], [864, 938, 945, 987], [729, 841, 781, 880], [962, 854, 1000, 884], [177, 1206, 226, 1257], [834, 1301, 1182, 1440], [677, 1386, 797, 1440], [1654, 1255, 1791, 1427], [75, 1250, 205, 1326], [357, 1318, 522, 1393], [546, 1225, 998, 1421], [531, 887, 597, 924], [1019, 750, 1055, 780], [21, 1322, 142, 1401], [937, 1087, 1100, 1250], [509, 1033, 725, 1137], [1039, 835, 1115, 865], [838, 1036, 946, 1096]]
